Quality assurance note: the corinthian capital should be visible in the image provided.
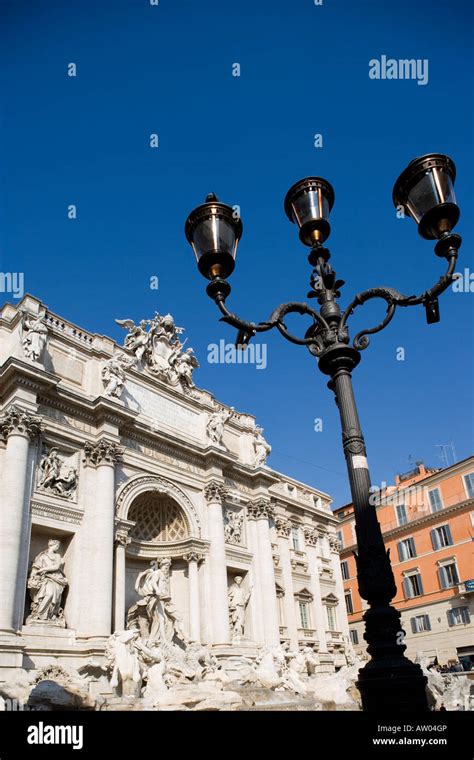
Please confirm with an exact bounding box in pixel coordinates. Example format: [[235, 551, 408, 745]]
[[275, 516, 291, 538], [247, 498, 274, 521], [329, 534, 342, 553], [114, 533, 131, 548], [183, 551, 204, 564], [0, 405, 43, 441], [83, 439, 124, 467], [204, 480, 228, 504], [303, 526, 318, 546]]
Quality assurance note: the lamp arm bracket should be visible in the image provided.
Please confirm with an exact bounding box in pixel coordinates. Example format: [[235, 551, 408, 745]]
[[214, 295, 330, 347], [339, 251, 458, 350]]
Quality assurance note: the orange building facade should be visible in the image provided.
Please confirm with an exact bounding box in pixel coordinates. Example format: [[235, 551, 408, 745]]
[[334, 457, 474, 667]]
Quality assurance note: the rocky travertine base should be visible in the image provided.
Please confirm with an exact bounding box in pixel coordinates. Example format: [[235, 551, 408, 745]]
[[0, 657, 471, 712]]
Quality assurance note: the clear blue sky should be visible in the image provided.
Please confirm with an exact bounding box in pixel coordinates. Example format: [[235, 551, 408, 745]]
[[1, 0, 473, 506]]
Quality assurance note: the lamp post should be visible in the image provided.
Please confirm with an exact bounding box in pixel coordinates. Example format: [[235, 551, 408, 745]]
[[184, 154, 462, 712]]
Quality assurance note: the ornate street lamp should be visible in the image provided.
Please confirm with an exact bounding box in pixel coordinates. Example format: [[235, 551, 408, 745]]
[[184, 154, 462, 712]]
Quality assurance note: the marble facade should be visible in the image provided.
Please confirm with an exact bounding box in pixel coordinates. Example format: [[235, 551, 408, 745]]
[[0, 295, 350, 684]]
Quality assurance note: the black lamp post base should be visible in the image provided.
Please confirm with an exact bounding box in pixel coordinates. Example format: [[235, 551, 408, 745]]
[[357, 657, 429, 713]]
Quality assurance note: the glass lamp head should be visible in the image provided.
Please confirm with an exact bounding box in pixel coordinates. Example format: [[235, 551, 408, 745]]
[[185, 194, 242, 280]]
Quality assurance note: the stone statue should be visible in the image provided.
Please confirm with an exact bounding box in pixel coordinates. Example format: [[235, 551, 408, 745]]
[[101, 354, 133, 398], [116, 312, 199, 393], [253, 426, 271, 467], [228, 576, 252, 638], [37, 448, 77, 499], [302, 645, 320, 675], [26, 539, 68, 626], [105, 630, 143, 698], [115, 319, 150, 364], [127, 558, 188, 647], [224, 509, 243, 545], [171, 347, 199, 393], [20, 311, 48, 362], [206, 406, 233, 446]]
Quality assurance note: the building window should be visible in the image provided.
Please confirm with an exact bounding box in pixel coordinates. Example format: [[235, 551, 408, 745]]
[[345, 592, 353, 615], [447, 606, 470, 627], [398, 537, 417, 561], [402, 572, 424, 598], [326, 605, 336, 632], [396, 503, 408, 526], [438, 561, 459, 589], [349, 629, 359, 645], [430, 524, 453, 550], [428, 488, 443, 513], [341, 560, 349, 580], [410, 614, 431, 633], [463, 473, 474, 499], [291, 527, 300, 551], [299, 602, 309, 629], [336, 530, 343, 549]]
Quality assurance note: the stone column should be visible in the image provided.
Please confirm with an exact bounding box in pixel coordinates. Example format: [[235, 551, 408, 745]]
[[246, 515, 265, 644], [304, 526, 328, 653], [248, 499, 280, 646], [204, 481, 230, 644], [184, 552, 203, 643], [329, 533, 350, 638], [0, 406, 42, 633], [82, 439, 123, 637], [275, 517, 298, 649], [113, 532, 131, 632]]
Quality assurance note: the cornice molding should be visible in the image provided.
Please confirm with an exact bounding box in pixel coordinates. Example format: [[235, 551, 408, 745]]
[[339, 498, 474, 556]]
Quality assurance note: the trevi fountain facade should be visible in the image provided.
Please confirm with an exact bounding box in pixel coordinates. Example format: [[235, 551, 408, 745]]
[[1, 295, 468, 711]]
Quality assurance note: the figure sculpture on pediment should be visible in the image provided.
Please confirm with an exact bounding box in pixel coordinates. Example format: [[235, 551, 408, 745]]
[[253, 426, 272, 467], [101, 354, 134, 398], [116, 312, 199, 393], [115, 319, 150, 364], [21, 311, 48, 362], [206, 405, 233, 446]]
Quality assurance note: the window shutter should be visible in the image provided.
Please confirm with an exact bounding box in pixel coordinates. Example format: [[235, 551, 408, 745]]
[[403, 578, 411, 598], [409, 538, 416, 557], [410, 617, 417, 633], [398, 542, 404, 562], [445, 525, 453, 546], [464, 607, 471, 624], [430, 529, 439, 550], [447, 609, 454, 627], [439, 566, 447, 589], [424, 615, 431, 631], [417, 574, 424, 595]]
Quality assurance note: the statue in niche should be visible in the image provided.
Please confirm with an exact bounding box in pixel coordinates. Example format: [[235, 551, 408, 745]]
[[26, 539, 68, 626], [228, 576, 252, 638], [253, 426, 271, 467], [101, 353, 134, 398], [224, 509, 243, 545], [206, 405, 234, 446], [37, 448, 77, 499], [20, 311, 48, 362], [127, 557, 189, 648]]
